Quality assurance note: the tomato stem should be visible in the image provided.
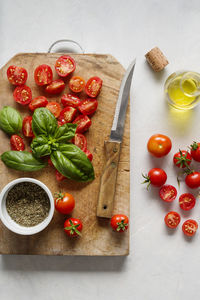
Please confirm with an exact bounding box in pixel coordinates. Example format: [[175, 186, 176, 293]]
[[64, 219, 82, 236]]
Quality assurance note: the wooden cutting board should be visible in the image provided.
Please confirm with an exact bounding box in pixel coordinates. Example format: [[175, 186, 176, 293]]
[[0, 53, 130, 256]]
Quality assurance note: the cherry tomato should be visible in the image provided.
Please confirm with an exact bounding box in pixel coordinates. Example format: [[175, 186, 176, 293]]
[[34, 64, 53, 86], [61, 93, 81, 108], [69, 76, 85, 93], [78, 98, 98, 115], [22, 116, 34, 137], [173, 150, 192, 168], [190, 142, 200, 162], [159, 185, 177, 202], [7, 65, 28, 86], [110, 214, 129, 232], [182, 219, 198, 237], [46, 102, 61, 118], [48, 158, 54, 167], [179, 193, 196, 210], [13, 85, 32, 105], [85, 76, 103, 98], [185, 171, 200, 189], [58, 107, 77, 124], [164, 211, 181, 229], [84, 149, 93, 161], [29, 96, 48, 111], [73, 115, 92, 133], [142, 168, 167, 188], [10, 135, 25, 151], [55, 55, 76, 77], [147, 134, 172, 157], [64, 218, 82, 237], [55, 192, 75, 214], [72, 133, 87, 152], [45, 79, 65, 95], [55, 170, 66, 182]]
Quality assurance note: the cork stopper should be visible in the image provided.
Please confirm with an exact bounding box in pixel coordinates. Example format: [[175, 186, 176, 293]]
[[145, 47, 169, 72]]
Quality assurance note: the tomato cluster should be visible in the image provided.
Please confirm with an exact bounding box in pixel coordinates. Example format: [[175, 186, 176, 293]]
[[6, 56, 103, 181], [143, 134, 200, 237]]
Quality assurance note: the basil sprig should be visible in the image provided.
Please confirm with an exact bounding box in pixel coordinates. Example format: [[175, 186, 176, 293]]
[[0, 106, 22, 135]]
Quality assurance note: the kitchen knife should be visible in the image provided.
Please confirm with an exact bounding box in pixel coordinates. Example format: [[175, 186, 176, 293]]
[[97, 59, 136, 218]]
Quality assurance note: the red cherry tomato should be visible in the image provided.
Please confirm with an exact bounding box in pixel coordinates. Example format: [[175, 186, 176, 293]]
[[48, 158, 54, 167], [34, 64, 53, 86], [55, 55, 76, 77], [69, 76, 85, 93], [142, 168, 167, 188], [61, 93, 81, 108], [55, 170, 66, 182], [46, 102, 61, 118], [78, 98, 98, 115], [84, 149, 93, 161], [164, 211, 181, 229], [179, 193, 196, 210], [29, 96, 48, 111], [73, 115, 92, 133], [190, 142, 200, 162], [85, 76, 103, 98], [22, 116, 34, 137], [110, 214, 129, 232], [64, 218, 82, 237], [159, 185, 177, 202], [45, 79, 65, 95], [58, 107, 77, 124], [72, 133, 87, 151], [173, 150, 192, 168], [182, 219, 198, 237], [54, 192, 75, 214], [147, 134, 172, 157], [7, 65, 28, 86], [185, 171, 200, 189], [13, 85, 32, 105], [10, 135, 25, 151]]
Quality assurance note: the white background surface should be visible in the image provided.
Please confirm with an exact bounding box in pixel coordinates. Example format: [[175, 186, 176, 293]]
[[1, 0, 200, 299]]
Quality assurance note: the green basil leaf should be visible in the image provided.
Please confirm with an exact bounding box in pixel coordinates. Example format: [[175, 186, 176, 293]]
[[0, 106, 22, 135], [32, 108, 57, 137], [31, 135, 52, 158], [1, 151, 46, 171], [51, 144, 95, 182], [53, 123, 77, 143]]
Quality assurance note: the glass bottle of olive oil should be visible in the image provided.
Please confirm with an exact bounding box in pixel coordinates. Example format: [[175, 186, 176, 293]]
[[165, 71, 200, 110]]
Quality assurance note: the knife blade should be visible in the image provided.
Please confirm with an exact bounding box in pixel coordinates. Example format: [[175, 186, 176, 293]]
[[97, 59, 136, 218]]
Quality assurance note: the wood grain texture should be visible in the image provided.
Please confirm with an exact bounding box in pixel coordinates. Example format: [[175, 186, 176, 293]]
[[0, 53, 130, 256], [97, 141, 121, 218]]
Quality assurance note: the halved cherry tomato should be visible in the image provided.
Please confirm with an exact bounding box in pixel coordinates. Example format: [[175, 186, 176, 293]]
[[45, 79, 65, 95], [64, 218, 82, 237], [61, 93, 81, 108], [110, 214, 129, 232], [190, 142, 200, 162], [13, 85, 32, 105], [22, 116, 34, 137], [147, 134, 172, 157], [69, 76, 85, 93], [159, 185, 177, 202], [58, 107, 77, 124], [142, 168, 167, 188], [29, 96, 48, 111], [73, 115, 92, 133], [185, 171, 200, 189], [84, 149, 93, 161], [46, 102, 61, 118], [55, 55, 76, 77], [10, 135, 25, 151], [179, 193, 196, 210], [48, 158, 54, 167], [78, 98, 98, 115], [173, 150, 192, 168], [34, 64, 53, 86], [85, 76, 102, 98], [7, 65, 28, 86], [55, 170, 66, 182], [72, 133, 87, 151], [164, 211, 181, 229], [55, 192, 75, 214], [182, 219, 198, 236]]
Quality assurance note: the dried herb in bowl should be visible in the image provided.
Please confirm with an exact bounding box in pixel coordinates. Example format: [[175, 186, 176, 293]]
[[6, 182, 50, 227]]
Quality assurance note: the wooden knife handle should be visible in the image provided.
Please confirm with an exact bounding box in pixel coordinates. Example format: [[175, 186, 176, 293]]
[[97, 141, 121, 218]]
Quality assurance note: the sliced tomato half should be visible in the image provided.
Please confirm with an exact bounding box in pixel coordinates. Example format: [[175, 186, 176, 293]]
[[45, 79, 65, 94], [10, 135, 25, 151], [69, 76, 85, 93], [59, 107, 77, 124], [34, 64, 53, 86], [55, 55, 76, 77], [61, 93, 81, 108], [85, 76, 102, 98], [46, 102, 61, 118], [182, 219, 198, 237], [179, 193, 196, 211], [159, 185, 177, 202], [13, 85, 32, 105], [22, 116, 34, 137], [7, 65, 28, 86], [164, 211, 181, 229], [29, 96, 48, 111], [72, 133, 87, 151], [72, 115, 92, 133], [78, 98, 98, 115]]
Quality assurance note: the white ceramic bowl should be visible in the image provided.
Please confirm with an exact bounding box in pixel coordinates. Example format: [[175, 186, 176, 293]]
[[0, 178, 54, 235]]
